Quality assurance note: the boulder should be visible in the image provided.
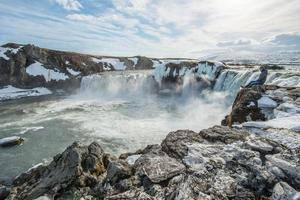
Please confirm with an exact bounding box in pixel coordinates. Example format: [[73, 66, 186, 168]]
[[0, 136, 24, 147], [0, 185, 10, 200], [222, 87, 266, 127], [134, 151, 186, 183], [272, 182, 300, 200], [161, 129, 203, 159]]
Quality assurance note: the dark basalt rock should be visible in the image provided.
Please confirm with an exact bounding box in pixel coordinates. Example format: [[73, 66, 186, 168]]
[[222, 86, 266, 127]]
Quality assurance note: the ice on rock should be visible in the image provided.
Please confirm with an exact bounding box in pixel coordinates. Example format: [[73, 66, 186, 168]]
[[258, 96, 278, 108], [26, 62, 69, 82]]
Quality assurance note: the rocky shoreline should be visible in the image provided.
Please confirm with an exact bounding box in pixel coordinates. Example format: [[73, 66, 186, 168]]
[[1, 85, 299, 200], [1, 125, 299, 200]]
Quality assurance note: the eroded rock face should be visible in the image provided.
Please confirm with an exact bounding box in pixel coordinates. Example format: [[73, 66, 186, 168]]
[[5, 126, 300, 199]]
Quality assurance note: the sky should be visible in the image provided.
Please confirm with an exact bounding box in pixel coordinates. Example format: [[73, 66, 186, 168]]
[[0, 0, 300, 58]]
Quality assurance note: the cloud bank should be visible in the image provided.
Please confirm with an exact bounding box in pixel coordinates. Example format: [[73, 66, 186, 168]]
[[0, 0, 299, 58]]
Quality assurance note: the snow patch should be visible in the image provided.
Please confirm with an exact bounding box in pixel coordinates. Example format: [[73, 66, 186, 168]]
[[247, 102, 256, 107], [92, 57, 126, 70], [126, 154, 141, 165], [243, 115, 300, 132], [26, 62, 69, 82], [258, 96, 277, 108], [269, 76, 300, 87], [0, 85, 52, 101], [67, 68, 81, 76]]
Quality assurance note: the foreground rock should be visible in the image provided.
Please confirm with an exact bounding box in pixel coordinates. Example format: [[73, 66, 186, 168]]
[[4, 126, 300, 199]]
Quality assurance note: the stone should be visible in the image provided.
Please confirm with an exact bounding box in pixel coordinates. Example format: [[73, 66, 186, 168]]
[[272, 182, 300, 200], [0, 185, 10, 200], [8, 142, 106, 200], [0, 136, 24, 147], [245, 139, 274, 153], [135, 152, 186, 183], [161, 129, 203, 159], [200, 125, 249, 144], [106, 159, 132, 184]]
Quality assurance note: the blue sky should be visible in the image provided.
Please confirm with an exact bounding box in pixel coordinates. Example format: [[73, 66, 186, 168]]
[[0, 0, 299, 58]]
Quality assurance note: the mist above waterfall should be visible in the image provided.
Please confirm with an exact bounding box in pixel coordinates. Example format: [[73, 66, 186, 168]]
[[67, 70, 229, 153]]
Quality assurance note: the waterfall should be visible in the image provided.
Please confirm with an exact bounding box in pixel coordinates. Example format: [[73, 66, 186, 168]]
[[79, 71, 158, 99], [78, 62, 300, 101]]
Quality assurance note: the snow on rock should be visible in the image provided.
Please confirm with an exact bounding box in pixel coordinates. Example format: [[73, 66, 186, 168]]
[[129, 57, 138, 67], [194, 61, 225, 81], [276, 103, 300, 115], [126, 154, 141, 165], [247, 101, 256, 107], [67, 68, 81, 76], [0, 85, 52, 101], [26, 62, 69, 82], [269, 76, 300, 87], [0, 136, 24, 147], [92, 57, 126, 70], [152, 60, 224, 86], [65, 60, 70, 65], [0, 46, 22, 60], [243, 115, 300, 132], [258, 96, 278, 108]]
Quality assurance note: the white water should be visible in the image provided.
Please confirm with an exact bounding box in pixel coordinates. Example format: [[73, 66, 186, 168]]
[[0, 70, 229, 180]]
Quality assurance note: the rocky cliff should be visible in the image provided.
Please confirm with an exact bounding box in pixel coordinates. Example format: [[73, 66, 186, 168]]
[[1, 125, 299, 200], [0, 43, 160, 90]]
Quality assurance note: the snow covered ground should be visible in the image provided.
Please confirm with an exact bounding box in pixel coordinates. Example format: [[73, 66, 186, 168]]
[[92, 57, 126, 70], [26, 62, 69, 81], [0, 85, 52, 101]]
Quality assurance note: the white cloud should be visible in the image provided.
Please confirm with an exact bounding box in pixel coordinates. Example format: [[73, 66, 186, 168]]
[[1, 0, 300, 58], [265, 33, 300, 47], [217, 39, 259, 47], [54, 0, 82, 11]]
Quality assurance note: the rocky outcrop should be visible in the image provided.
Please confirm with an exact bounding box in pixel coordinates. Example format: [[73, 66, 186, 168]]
[[222, 86, 266, 127], [0, 43, 157, 90], [4, 126, 300, 199], [222, 85, 300, 127]]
